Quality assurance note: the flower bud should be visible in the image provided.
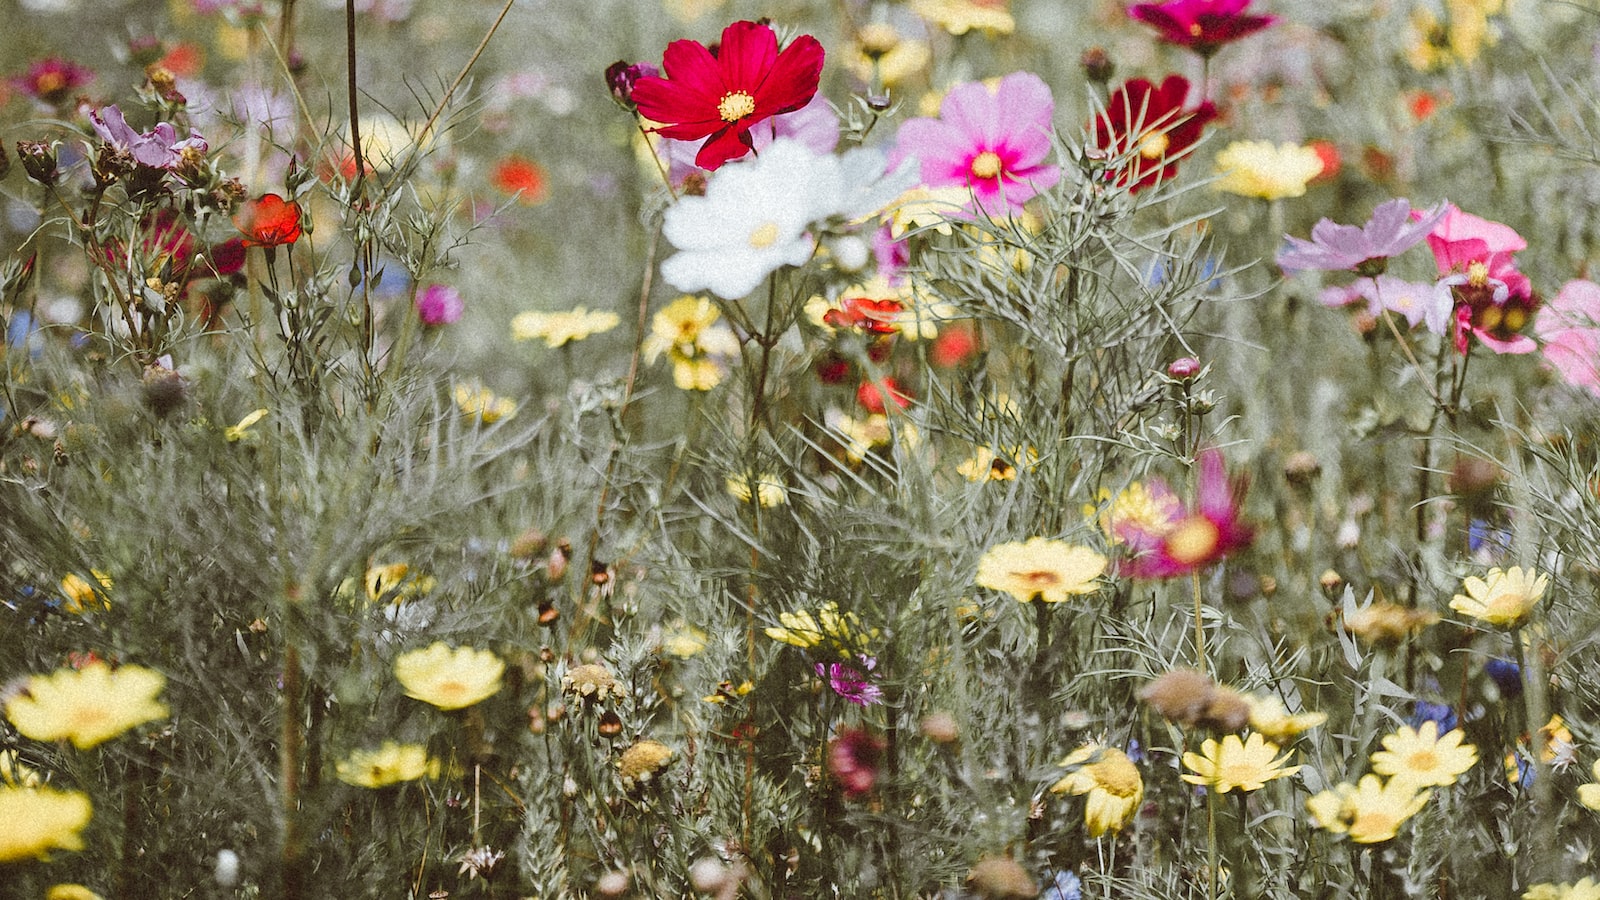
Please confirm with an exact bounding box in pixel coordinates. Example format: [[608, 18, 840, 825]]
[[16, 141, 58, 185], [1167, 356, 1201, 380], [1081, 46, 1114, 84], [604, 61, 658, 112]]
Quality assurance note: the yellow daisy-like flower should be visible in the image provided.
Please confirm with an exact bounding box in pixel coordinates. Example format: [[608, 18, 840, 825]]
[[956, 445, 1037, 483], [1245, 694, 1328, 742], [59, 570, 113, 614], [1406, 0, 1501, 71], [1213, 141, 1325, 201], [847, 25, 932, 87], [909, 0, 1014, 35], [884, 185, 970, 238], [1339, 600, 1440, 646], [1181, 732, 1302, 793], [364, 562, 436, 605], [510, 307, 621, 348], [335, 741, 440, 788], [223, 408, 269, 442], [1370, 720, 1478, 789], [1306, 774, 1431, 844], [0, 750, 42, 787], [0, 785, 93, 862], [1524, 878, 1600, 900], [764, 601, 878, 658], [6, 662, 169, 749], [727, 472, 788, 507], [47, 885, 107, 900], [660, 621, 708, 658], [393, 643, 505, 710], [1051, 745, 1144, 837], [1450, 566, 1548, 628], [643, 295, 740, 392], [617, 739, 674, 791], [1083, 482, 1182, 544], [974, 538, 1108, 604], [453, 384, 518, 425]]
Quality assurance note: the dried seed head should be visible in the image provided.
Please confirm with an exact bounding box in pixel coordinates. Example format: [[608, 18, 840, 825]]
[[966, 856, 1038, 899]]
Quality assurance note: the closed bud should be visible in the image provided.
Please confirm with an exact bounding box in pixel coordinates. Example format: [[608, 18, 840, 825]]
[[604, 61, 658, 112], [16, 140, 58, 185], [1081, 46, 1114, 84]]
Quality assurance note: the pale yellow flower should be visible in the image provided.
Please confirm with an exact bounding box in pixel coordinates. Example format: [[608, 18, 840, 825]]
[[560, 663, 626, 704], [847, 24, 932, 87], [393, 643, 505, 710], [727, 472, 788, 507], [335, 741, 440, 788], [511, 307, 620, 348], [1214, 141, 1325, 200], [0, 785, 92, 862], [1578, 759, 1600, 811], [1245, 694, 1327, 742], [1340, 600, 1440, 646], [1181, 732, 1301, 793], [660, 622, 708, 659], [1051, 745, 1144, 837], [909, 0, 1014, 35], [1407, 0, 1501, 71], [764, 601, 878, 658], [224, 408, 269, 442], [1307, 774, 1430, 844], [59, 569, 113, 614], [884, 185, 970, 238], [1450, 566, 1548, 627], [1370, 721, 1478, 789], [364, 562, 436, 605], [0, 750, 42, 787], [1084, 482, 1182, 544], [644, 295, 740, 391], [5, 662, 169, 749], [1524, 878, 1600, 900], [956, 445, 1037, 482], [453, 384, 518, 424], [47, 885, 107, 900], [974, 538, 1107, 603]]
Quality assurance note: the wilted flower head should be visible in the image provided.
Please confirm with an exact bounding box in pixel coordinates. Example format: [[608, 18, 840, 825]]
[[1139, 668, 1250, 730], [617, 739, 674, 790], [90, 105, 207, 172], [561, 662, 626, 704], [965, 855, 1037, 899], [603, 60, 658, 112], [1340, 600, 1439, 646]]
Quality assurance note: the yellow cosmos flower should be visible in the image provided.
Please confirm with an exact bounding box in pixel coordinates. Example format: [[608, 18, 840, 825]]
[[1307, 774, 1430, 844], [764, 601, 878, 658], [1370, 720, 1478, 789], [1214, 141, 1325, 200], [0, 785, 92, 862], [643, 296, 740, 392], [1450, 566, 1548, 627], [1084, 482, 1181, 544], [453, 384, 517, 424], [224, 408, 269, 442], [848, 24, 932, 87], [1181, 732, 1301, 793], [974, 538, 1108, 603], [727, 472, 788, 507], [6, 662, 169, 749], [1524, 878, 1600, 900], [510, 307, 620, 348], [1245, 694, 1328, 742], [1051, 745, 1144, 836], [909, 0, 1014, 35], [335, 741, 440, 788], [59, 570, 113, 614], [363, 562, 437, 605], [957, 445, 1037, 483], [393, 643, 505, 710]]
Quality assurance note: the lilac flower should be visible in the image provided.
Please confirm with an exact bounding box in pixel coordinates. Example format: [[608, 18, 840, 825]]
[[1318, 275, 1453, 334], [416, 284, 464, 326], [89, 105, 207, 171], [1277, 198, 1448, 276], [815, 657, 883, 707]]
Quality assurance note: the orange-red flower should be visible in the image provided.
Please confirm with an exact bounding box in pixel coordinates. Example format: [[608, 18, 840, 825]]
[[490, 155, 548, 204], [233, 194, 302, 248], [631, 20, 825, 171]]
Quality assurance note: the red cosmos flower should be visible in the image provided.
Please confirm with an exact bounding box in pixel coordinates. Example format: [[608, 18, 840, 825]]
[[490, 155, 548, 204], [1127, 0, 1277, 58], [12, 57, 93, 105], [1093, 75, 1217, 193], [823, 296, 905, 334], [233, 194, 302, 247], [1117, 447, 1252, 579], [631, 20, 825, 171]]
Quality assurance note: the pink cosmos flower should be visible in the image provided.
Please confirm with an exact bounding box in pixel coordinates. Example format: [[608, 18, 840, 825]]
[[1127, 0, 1277, 58], [631, 20, 825, 171], [1535, 280, 1600, 396], [890, 71, 1060, 214], [1277, 198, 1448, 276], [1117, 448, 1252, 579], [816, 657, 883, 707], [1318, 275, 1452, 333], [1422, 205, 1538, 354], [12, 58, 93, 105], [416, 284, 464, 326], [90, 105, 208, 171]]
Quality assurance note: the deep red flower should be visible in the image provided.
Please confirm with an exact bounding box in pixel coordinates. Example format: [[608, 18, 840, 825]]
[[233, 194, 302, 247], [12, 58, 93, 104], [1093, 75, 1216, 193], [1127, 0, 1277, 58], [631, 20, 825, 171], [828, 727, 885, 798]]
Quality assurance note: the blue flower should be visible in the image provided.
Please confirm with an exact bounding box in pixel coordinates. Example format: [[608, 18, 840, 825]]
[[1042, 870, 1082, 900], [7, 310, 42, 357], [1408, 699, 1458, 733], [1467, 519, 1511, 559], [1484, 658, 1522, 698]]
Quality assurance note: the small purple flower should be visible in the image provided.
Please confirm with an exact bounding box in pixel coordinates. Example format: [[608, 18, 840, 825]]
[[89, 105, 207, 171], [816, 656, 883, 707], [1277, 198, 1449, 276], [416, 284, 464, 326]]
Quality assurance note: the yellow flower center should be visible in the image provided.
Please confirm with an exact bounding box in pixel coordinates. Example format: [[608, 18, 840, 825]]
[[970, 150, 1003, 179], [1166, 517, 1220, 565], [1189, 22, 1204, 37], [1467, 260, 1489, 286], [69, 705, 113, 734], [1137, 130, 1171, 160], [1351, 809, 1401, 841], [749, 221, 780, 248], [718, 91, 757, 123], [1406, 749, 1439, 772], [37, 72, 65, 95]]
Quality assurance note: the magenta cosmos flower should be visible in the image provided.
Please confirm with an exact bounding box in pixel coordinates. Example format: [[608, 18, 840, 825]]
[[1277, 198, 1448, 276], [1535, 279, 1600, 396], [1117, 448, 1252, 579], [816, 657, 884, 707], [890, 71, 1060, 214], [1093, 75, 1216, 194], [1423, 205, 1538, 355], [12, 57, 93, 104], [630, 20, 824, 171], [416, 284, 464, 326], [90, 105, 208, 171], [1127, 0, 1277, 57]]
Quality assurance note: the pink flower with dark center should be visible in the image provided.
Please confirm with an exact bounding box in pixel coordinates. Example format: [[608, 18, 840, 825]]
[[1536, 280, 1600, 396], [631, 20, 825, 171], [1277, 198, 1448, 276], [1127, 0, 1277, 58], [891, 71, 1060, 214], [1117, 448, 1253, 579], [1422, 205, 1538, 355]]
